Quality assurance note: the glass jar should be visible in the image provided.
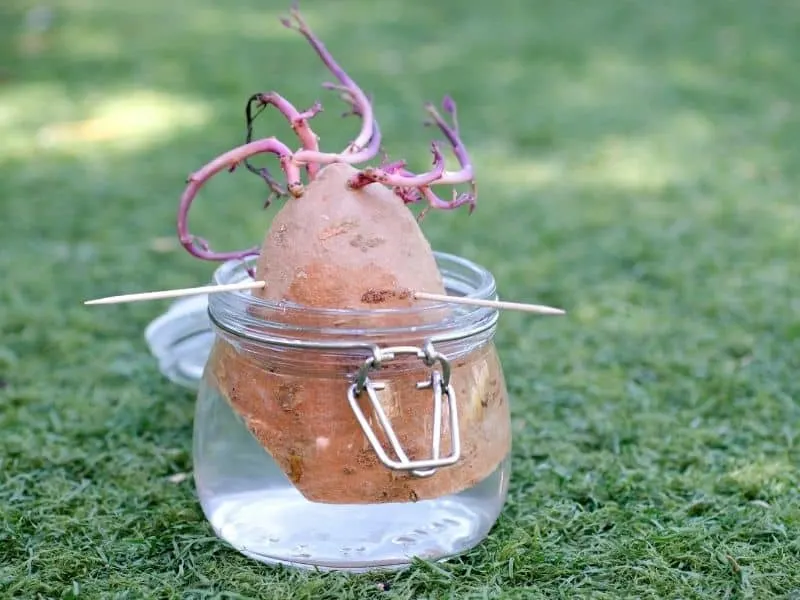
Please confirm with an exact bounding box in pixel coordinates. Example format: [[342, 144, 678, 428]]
[[192, 252, 511, 572]]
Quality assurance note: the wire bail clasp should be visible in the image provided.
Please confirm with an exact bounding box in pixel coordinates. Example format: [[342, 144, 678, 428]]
[[346, 342, 461, 477]]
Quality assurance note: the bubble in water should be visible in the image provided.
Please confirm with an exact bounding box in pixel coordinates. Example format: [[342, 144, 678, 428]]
[[392, 535, 416, 544]]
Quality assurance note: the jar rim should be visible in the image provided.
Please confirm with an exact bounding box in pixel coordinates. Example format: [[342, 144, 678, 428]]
[[207, 251, 499, 343]]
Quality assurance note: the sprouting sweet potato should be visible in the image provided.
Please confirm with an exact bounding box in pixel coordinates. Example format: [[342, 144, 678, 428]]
[[174, 2, 510, 503]]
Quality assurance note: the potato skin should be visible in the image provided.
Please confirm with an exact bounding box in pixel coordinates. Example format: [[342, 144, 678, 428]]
[[253, 163, 446, 312]]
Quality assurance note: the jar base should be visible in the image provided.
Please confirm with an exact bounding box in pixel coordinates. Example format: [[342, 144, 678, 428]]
[[202, 466, 507, 572], [194, 382, 510, 572], [204, 468, 505, 571]]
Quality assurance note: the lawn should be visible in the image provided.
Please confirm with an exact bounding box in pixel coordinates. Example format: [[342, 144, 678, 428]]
[[2, 0, 800, 597]]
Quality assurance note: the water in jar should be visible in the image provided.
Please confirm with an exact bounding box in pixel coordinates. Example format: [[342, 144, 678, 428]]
[[192, 378, 510, 571]]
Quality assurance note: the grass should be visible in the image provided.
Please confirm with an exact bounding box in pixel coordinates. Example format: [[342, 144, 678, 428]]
[[2, 0, 800, 597]]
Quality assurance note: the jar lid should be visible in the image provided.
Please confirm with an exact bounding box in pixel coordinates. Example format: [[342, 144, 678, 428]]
[[144, 294, 213, 390]]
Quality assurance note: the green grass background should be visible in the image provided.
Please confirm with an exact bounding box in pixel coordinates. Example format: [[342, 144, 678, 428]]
[[2, 0, 799, 597]]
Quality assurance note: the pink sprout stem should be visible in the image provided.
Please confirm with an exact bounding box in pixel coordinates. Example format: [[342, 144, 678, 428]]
[[282, 3, 377, 156], [423, 97, 474, 186], [379, 159, 408, 173], [348, 143, 444, 189], [291, 119, 381, 167], [396, 169, 477, 214], [254, 92, 323, 179], [349, 96, 476, 207], [385, 96, 477, 214], [178, 138, 299, 261]]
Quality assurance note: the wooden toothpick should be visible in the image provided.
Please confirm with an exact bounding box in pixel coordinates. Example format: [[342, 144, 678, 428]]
[[412, 291, 565, 315], [83, 280, 266, 305], [84, 280, 566, 316]]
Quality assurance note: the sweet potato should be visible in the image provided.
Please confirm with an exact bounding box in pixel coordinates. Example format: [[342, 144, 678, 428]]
[[175, 2, 510, 503]]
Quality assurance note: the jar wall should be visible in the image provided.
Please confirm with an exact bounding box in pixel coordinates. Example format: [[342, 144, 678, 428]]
[[193, 343, 512, 571]]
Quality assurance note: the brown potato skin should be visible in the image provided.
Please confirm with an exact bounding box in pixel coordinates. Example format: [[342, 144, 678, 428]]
[[254, 163, 446, 314]]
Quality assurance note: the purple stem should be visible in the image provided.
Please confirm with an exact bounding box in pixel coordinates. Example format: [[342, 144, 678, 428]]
[[283, 5, 377, 156], [423, 97, 474, 186], [348, 143, 444, 189], [178, 138, 300, 261], [255, 92, 323, 179]]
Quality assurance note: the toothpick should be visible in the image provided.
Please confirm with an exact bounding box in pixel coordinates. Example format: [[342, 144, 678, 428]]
[[412, 291, 565, 315], [84, 280, 565, 316], [83, 280, 266, 305]]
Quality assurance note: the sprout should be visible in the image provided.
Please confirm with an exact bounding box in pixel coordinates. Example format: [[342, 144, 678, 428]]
[[177, 2, 476, 262]]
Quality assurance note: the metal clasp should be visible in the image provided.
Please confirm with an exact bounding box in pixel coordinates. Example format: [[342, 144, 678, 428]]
[[346, 342, 461, 477]]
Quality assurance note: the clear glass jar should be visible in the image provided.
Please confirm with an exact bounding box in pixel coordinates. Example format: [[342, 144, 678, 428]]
[[193, 252, 512, 572]]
